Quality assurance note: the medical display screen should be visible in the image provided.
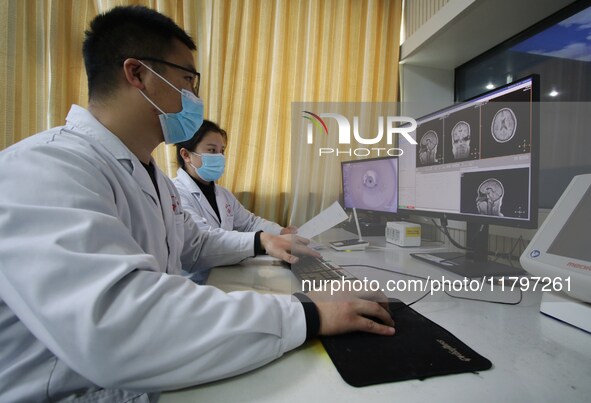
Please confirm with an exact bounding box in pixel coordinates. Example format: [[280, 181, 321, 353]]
[[399, 76, 537, 227], [547, 185, 591, 262], [342, 156, 398, 214]]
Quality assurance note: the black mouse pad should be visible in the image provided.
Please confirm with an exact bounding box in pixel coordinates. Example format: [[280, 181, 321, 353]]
[[320, 299, 492, 387]]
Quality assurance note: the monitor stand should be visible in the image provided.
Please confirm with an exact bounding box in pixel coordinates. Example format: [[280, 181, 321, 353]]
[[539, 292, 591, 333], [340, 210, 386, 236], [330, 208, 369, 251], [411, 223, 528, 279]]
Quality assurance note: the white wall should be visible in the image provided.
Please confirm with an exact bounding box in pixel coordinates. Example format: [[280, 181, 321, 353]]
[[400, 64, 453, 120]]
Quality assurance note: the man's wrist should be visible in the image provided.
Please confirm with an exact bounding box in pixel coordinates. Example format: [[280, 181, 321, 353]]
[[254, 230, 266, 255], [293, 292, 320, 341]]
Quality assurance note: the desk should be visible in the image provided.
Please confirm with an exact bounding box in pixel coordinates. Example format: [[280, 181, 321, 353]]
[[161, 229, 591, 403]]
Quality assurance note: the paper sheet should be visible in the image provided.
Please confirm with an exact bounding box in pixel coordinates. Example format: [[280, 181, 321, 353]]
[[297, 201, 349, 239]]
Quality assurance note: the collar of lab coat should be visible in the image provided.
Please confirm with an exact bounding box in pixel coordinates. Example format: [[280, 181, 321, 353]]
[[66, 105, 138, 163], [65, 104, 160, 204], [175, 167, 219, 200]]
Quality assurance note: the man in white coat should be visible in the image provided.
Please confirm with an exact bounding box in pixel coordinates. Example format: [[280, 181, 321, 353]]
[[173, 119, 297, 236], [0, 5, 394, 402]]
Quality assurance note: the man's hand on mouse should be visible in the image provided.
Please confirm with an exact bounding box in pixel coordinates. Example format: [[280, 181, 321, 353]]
[[258, 233, 394, 336], [306, 289, 395, 336]]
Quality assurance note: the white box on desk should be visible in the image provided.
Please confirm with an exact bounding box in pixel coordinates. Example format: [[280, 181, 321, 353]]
[[385, 222, 421, 247]]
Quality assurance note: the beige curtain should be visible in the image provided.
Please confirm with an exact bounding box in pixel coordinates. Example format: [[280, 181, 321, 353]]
[[0, 0, 94, 146], [0, 0, 200, 173], [0, 0, 402, 227], [196, 0, 402, 226]]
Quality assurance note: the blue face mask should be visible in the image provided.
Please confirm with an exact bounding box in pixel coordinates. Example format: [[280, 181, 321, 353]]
[[138, 61, 204, 144], [190, 152, 226, 182]]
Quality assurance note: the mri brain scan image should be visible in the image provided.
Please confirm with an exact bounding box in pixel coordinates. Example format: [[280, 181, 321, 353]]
[[363, 170, 378, 188], [451, 121, 471, 159], [419, 130, 438, 164], [476, 178, 504, 216], [491, 107, 517, 143]]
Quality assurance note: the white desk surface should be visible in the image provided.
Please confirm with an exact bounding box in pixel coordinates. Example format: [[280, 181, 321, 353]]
[[161, 229, 591, 403]]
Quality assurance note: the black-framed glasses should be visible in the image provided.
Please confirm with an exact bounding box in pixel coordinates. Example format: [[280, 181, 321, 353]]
[[134, 56, 200, 96]]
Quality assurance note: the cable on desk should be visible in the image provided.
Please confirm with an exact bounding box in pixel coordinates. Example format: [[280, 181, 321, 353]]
[[340, 264, 432, 309], [340, 264, 430, 281], [396, 290, 432, 310], [341, 264, 524, 306], [443, 287, 523, 305]]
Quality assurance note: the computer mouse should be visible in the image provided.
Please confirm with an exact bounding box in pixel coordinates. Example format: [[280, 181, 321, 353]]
[[361, 314, 384, 325]]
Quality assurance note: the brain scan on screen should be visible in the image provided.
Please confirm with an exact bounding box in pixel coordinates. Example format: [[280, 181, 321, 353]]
[[476, 178, 504, 216], [451, 121, 471, 159], [491, 107, 517, 143], [419, 130, 438, 164]]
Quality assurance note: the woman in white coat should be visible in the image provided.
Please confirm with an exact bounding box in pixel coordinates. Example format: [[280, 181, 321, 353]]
[[173, 120, 297, 235]]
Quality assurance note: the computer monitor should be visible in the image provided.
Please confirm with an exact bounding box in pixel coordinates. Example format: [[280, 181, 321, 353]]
[[520, 173, 591, 332], [342, 156, 399, 215], [399, 75, 539, 278]]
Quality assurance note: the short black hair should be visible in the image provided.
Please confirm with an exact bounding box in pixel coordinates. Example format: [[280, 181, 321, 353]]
[[176, 120, 228, 170], [83, 6, 196, 100]]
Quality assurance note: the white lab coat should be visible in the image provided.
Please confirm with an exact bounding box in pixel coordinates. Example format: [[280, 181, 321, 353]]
[[0, 105, 306, 402], [173, 168, 284, 235]]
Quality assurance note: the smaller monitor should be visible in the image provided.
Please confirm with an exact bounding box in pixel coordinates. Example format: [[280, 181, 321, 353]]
[[521, 173, 591, 302], [341, 156, 399, 214], [520, 174, 591, 332]]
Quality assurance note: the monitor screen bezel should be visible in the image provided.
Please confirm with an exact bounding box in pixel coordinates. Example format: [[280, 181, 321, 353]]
[[340, 155, 400, 216], [399, 74, 540, 229]]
